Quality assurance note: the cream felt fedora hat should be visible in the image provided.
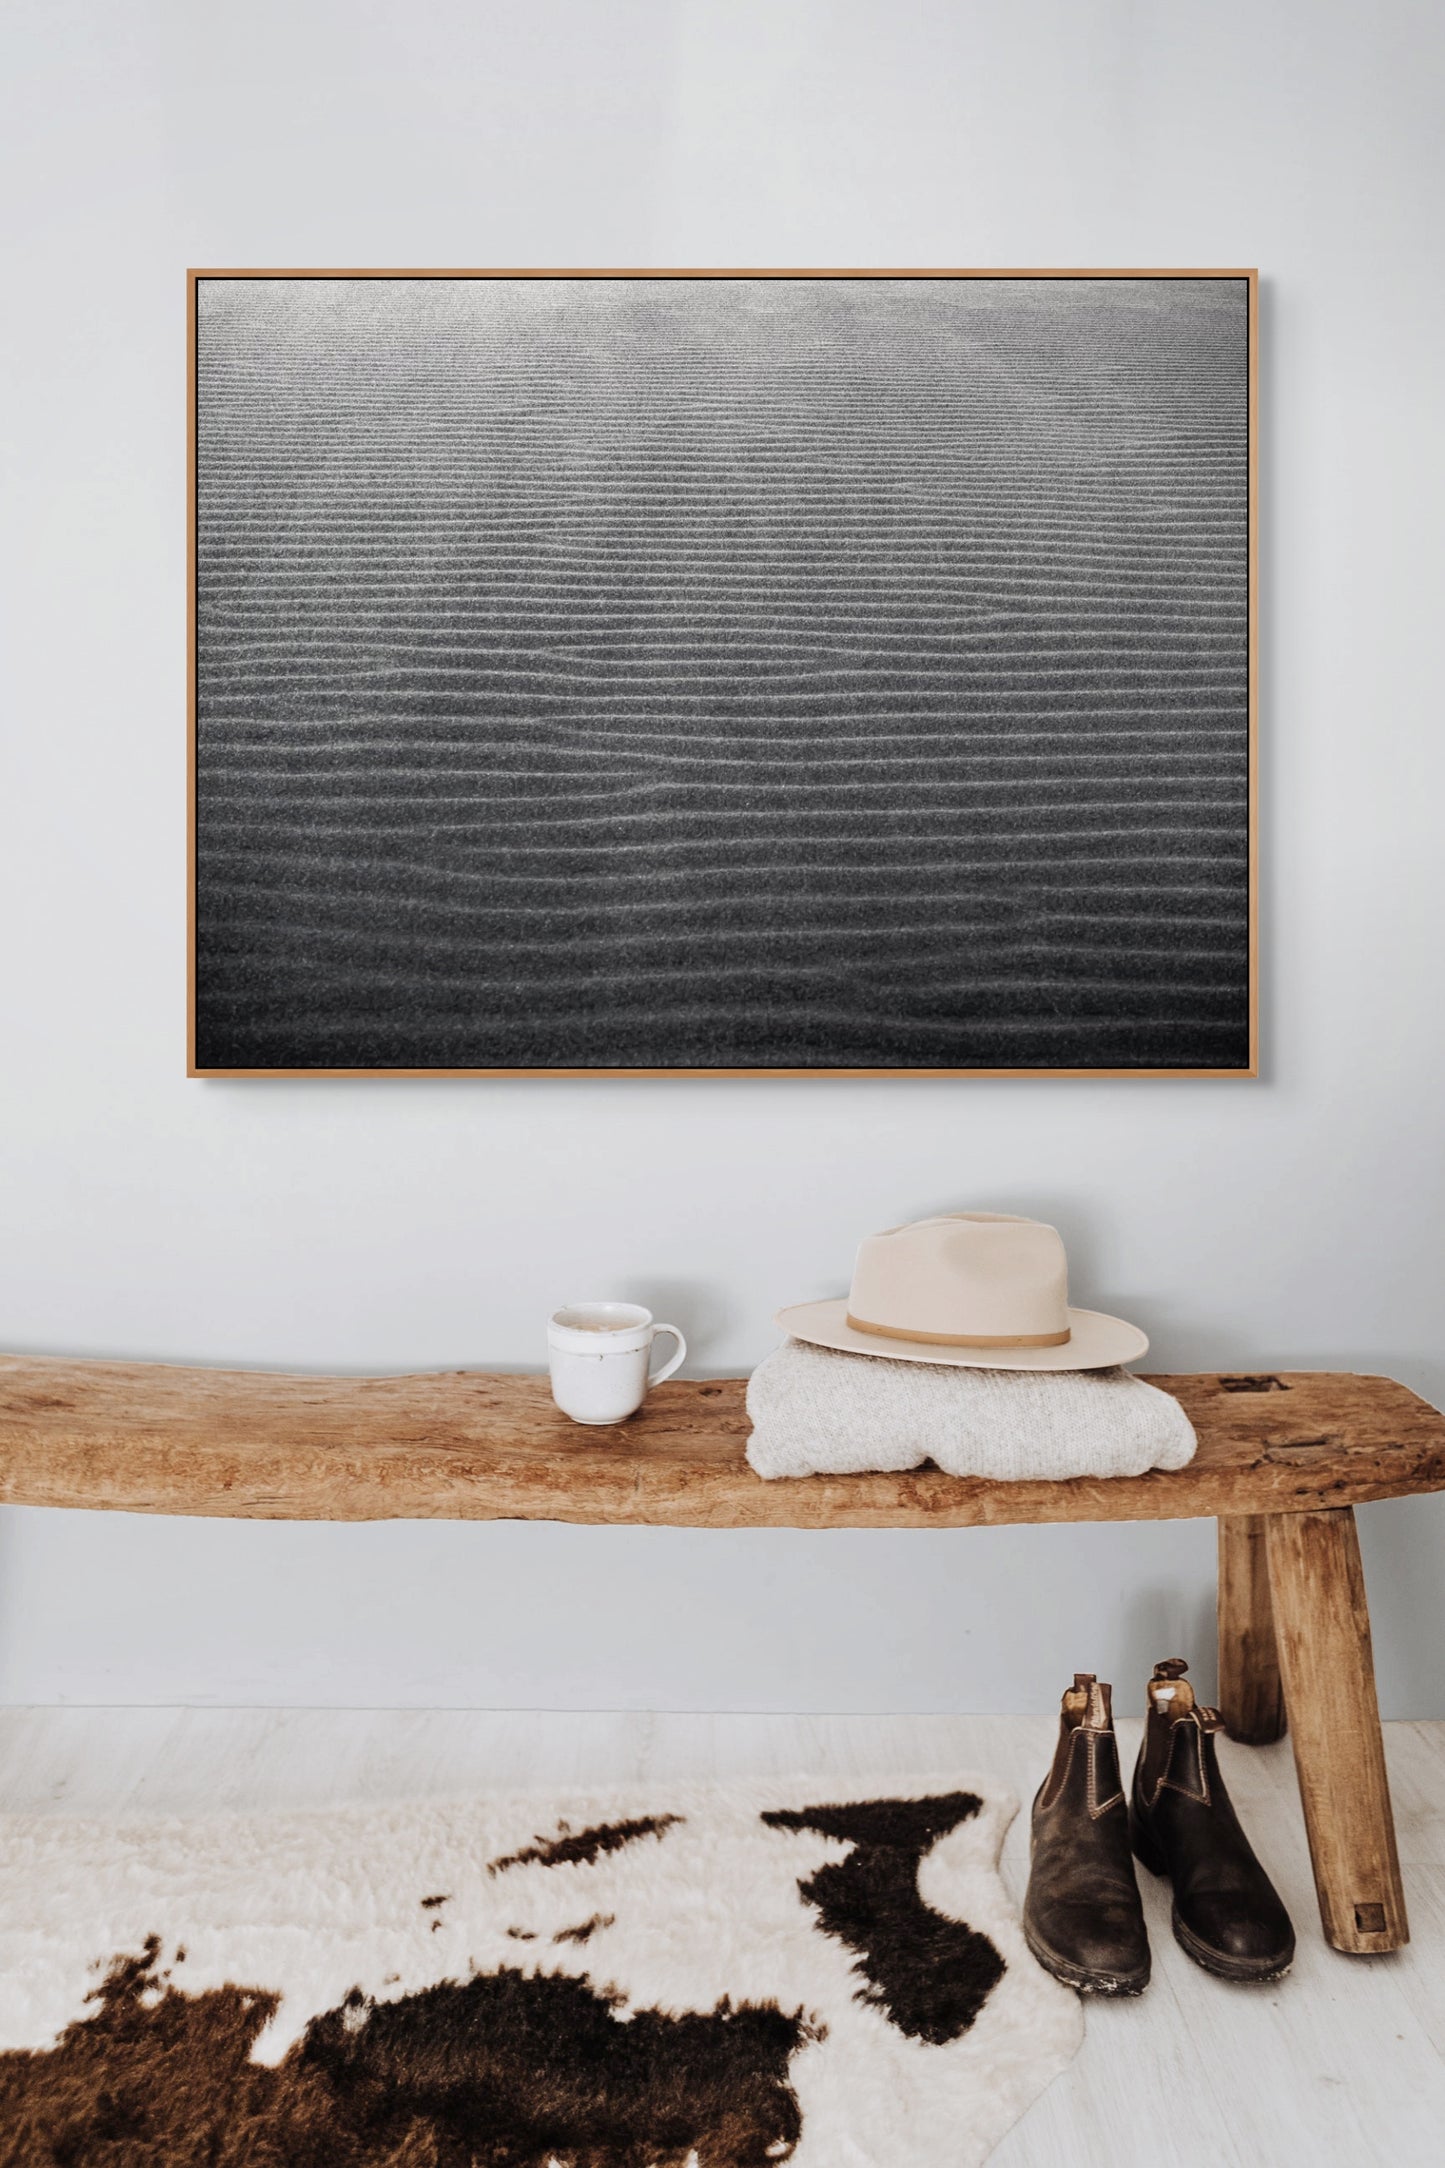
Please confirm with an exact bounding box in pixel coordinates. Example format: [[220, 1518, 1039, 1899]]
[[776, 1213, 1148, 1371]]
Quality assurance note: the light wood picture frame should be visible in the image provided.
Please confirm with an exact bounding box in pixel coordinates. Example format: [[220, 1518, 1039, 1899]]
[[188, 269, 1257, 1078]]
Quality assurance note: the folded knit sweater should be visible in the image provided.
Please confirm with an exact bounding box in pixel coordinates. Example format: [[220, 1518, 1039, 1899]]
[[745, 1337, 1196, 1482]]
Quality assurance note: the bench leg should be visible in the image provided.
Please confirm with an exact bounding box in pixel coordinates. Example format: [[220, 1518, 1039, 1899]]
[[1217, 1513, 1287, 1743], [1264, 1506, 1408, 1954]]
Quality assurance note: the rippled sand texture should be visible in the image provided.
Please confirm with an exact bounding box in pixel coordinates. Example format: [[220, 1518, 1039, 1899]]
[[194, 277, 1251, 1070]]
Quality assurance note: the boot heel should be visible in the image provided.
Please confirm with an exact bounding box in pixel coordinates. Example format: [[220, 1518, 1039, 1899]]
[[1130, 1812, 1167, 1878]]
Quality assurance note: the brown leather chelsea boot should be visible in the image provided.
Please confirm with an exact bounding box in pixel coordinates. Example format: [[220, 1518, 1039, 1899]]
[[1130, 1658, 1295, 1983], [1023, 1674, 1151, 1995]]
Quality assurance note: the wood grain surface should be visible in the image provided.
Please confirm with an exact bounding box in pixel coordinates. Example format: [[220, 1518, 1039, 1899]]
[[1, 1358, 1442, 1527], [1216, 1512, 1288, 1744], [1266, 1506, 1409, 1952]]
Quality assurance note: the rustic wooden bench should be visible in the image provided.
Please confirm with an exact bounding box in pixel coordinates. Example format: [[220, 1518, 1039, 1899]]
[[3, 1355, 1443, 1958]]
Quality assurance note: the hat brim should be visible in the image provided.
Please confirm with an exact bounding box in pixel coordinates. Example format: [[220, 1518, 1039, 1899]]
[[773, 1299, 1148, 1371]]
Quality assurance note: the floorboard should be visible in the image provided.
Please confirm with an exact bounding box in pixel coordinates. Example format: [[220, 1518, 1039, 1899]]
[[1, 1707, 1440, 2164]]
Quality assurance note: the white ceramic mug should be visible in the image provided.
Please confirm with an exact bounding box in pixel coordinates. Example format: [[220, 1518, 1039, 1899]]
[[547, 1303, 687, 1426]]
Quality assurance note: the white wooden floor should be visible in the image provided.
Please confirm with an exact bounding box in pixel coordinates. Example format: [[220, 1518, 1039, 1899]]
[[2, 1708, 1443, 2166]]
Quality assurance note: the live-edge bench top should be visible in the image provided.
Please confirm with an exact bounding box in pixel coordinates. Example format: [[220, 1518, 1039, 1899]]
[[2, 1356, 1443, 1529]]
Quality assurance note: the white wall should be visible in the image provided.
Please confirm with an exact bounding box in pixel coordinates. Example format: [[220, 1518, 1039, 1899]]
[[2, 0, 1443, 1716]]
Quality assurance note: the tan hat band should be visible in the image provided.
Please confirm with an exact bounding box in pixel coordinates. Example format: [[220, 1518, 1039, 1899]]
[[844, 1313, 1073, 1350]]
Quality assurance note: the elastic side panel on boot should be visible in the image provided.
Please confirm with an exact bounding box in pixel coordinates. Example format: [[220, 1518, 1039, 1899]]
[[1161, 1713, 1210, 1805]]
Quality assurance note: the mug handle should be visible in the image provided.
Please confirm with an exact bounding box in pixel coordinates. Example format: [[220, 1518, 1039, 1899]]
[[648, 1324, 687, 1387]]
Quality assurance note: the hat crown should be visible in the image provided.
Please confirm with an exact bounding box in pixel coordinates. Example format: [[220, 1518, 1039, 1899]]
[[846, 1213, 1071, 1348]]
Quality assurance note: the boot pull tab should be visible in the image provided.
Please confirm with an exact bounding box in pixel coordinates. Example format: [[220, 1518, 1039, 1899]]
[[1085, 1679, 1113, 1730], [1148, 1657, 1198, 1721]]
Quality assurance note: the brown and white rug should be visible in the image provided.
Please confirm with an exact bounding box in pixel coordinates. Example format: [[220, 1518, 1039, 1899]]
[[0, 1773, 1080, 2166]]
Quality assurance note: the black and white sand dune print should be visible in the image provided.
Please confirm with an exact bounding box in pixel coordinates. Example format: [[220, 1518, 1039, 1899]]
[[193, 274, 1252, 1072]]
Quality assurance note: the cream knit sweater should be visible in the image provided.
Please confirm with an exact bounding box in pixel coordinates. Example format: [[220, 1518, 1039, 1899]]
[[745, 1338, 1196, 1482]]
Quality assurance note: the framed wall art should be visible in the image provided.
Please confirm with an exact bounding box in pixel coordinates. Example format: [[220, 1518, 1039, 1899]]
[[188, 269, 1256, 1077]]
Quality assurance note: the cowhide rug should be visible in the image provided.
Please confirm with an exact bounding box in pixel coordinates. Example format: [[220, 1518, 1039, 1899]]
[[0, 1773, 1080, 2167]]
